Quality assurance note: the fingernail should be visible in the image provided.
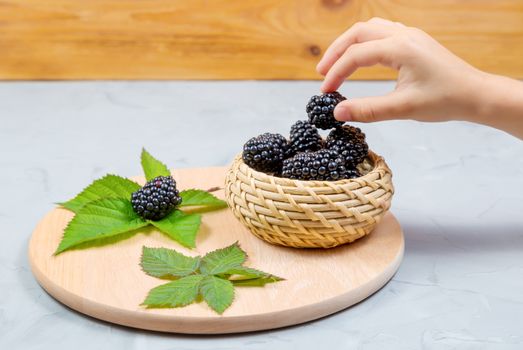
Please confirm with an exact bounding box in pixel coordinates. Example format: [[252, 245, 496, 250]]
[[334, 104, 351, 121]]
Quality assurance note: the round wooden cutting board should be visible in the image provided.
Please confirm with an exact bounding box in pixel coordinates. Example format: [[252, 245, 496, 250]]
[[28, 167, 404, 334]]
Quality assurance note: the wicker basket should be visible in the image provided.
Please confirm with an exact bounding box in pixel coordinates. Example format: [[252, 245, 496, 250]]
[[224, 151, 394, 248]]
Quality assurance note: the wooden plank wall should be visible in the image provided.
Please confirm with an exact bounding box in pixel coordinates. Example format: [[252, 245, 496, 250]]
[[1, 0, 523, 80]]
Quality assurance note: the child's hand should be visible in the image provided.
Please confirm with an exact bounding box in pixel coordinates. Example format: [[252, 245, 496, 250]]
[[317, 17, 523, 139], [317, 18, 487, 124]]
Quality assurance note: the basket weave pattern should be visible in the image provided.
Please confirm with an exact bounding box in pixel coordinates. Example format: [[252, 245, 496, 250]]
[[225, 151, 394, 248]]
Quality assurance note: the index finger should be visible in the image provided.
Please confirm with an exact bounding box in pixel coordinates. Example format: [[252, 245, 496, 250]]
[[316, 20, 398, 76]]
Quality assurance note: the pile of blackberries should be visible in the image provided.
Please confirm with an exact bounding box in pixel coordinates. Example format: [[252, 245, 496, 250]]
[[242, 92, 369, 181]]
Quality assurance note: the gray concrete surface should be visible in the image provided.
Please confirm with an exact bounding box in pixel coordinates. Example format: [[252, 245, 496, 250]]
[[0, 81, 522, 349]]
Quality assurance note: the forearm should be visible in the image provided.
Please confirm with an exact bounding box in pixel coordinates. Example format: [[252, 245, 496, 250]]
[[469, 72, 523, 139]]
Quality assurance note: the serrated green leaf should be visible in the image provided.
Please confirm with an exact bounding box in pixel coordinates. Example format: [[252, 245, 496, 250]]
[[226, 266, 283, 280], [60, 175, 140, 213], [138, 243, 284, 314], [149, 210, 201, 248], [225, 266, 284, 286], [55, 198, 148, 254], [200, 242, 246, 275], [142, 275, 205, 308], [141, 246, 200, 279], [179, 189, 227, 210], [141, 148, 171, 181], [200, 275, 234, 314], [230, 276, 284, 287]]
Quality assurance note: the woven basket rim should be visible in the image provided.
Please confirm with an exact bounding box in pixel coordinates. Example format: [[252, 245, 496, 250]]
[[234, 150, 388, 187]]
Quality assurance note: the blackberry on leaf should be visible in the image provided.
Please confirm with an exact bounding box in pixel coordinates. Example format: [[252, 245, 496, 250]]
[[306, 91, 346, 130], [326, 126, 369, 168], [281, 149, 359, 181], [242, 133, 289, 173], [131, 176, 182, 220], [289, 120, 323, 155]]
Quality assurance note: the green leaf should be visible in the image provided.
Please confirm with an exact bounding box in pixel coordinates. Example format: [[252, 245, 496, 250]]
[[149, 210, 201, 248], [179, 189, 227, 210], [225, 266, 284, 286], [200, 242, 246, 275], [200, 276, 234, 314], [55, 198, 148, 254], [225, 266, 270, 279], [138, 244, 284, 314], [60, 175, 140, 213], [230, 276, 284, 287], [141, 246, 200, 279], [141, 148, 171, 181], [226, 266, 283, 280], [142, 275, 205, 308]]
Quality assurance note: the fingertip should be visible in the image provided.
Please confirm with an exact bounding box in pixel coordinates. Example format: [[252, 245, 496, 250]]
[[319, 81, 329, 93], [334, 102, 352, 121], [316, 62, 327, 76], [320, 84, 334, 94], [320, 79, 340, 93]]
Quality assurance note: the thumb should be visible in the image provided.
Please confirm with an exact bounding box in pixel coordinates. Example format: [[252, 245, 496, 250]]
[[334, 92, 409, 123]]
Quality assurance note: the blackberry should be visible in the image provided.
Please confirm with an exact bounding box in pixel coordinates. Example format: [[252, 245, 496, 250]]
[[326, 126, 369, 168], [131, 176, 182, 220], [242, 133, 289, 173], [306, 91, 346, 129], [289, 120, 323, 156], [328, 125, 366, 143], [281, 149, 359, 181]]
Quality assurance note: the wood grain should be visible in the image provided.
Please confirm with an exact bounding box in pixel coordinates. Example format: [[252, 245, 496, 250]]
[[28, 167, 404, 334], [2, 0, 523, 80]]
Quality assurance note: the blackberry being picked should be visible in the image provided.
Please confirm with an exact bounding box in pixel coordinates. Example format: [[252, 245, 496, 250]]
[[281, 149, 359, 181], [289, 120, 323, 155], [242, 133, 289, 173], [131, 176, 182, 220], [306, 91, 346, 130], [326, 126, 369, 168]]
